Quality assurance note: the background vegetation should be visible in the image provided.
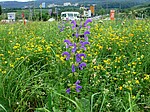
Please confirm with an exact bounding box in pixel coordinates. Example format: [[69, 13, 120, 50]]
[[0, 3, 150, 21]]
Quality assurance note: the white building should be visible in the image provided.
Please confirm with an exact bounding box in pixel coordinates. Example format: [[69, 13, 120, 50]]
[[63, 2, 71, 6], [73, 3, 79, 6], [42, 2, 46, 8], [7, 12, 16, 21], [48, 3, 55, 8], [83, 10, 91, 17]]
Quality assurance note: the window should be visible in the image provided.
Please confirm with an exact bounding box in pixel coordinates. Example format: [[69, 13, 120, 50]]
[[68, 13, 73, 17], [62, 14, 66, 17], [74, 14, 78, 17]]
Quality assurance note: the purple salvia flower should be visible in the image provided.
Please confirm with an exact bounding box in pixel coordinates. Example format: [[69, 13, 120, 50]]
[[84, 18, 92, 27], [75, 80, 82, 92], [66, 88, 71, 94], [80, 41, 90, 50], [75, 80, 80, 85], [76, 53, 86, 63], [84, 31, 90, 41], [75, 33, 79, 38], [72, 33, 79, 38], [79, 53, 86, 58], [76, 54, 82, 63], [62, 51, 70, 60], [79, 62, 86, 70], [86, 25, 91, 31], [64, 39, 72, 48], [71, 20, 77, 29], [79, 21, 83, 29], [76, 85, 82, 92], [72, 64, 75, 73], [84, 31, 90, 35], [71, 43, 77, 53]]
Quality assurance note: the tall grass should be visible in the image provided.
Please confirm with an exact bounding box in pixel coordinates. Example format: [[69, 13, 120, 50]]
[[0, 19, 150, 112]]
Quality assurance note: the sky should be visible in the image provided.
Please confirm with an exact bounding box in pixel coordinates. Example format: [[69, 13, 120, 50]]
[[0, 0, 35, 2]]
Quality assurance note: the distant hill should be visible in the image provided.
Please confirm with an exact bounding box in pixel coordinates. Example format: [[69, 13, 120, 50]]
[[0, 0, 150, 8]]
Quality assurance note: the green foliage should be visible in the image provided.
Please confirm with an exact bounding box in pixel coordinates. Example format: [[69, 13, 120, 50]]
[[0, 20, 150, 111]]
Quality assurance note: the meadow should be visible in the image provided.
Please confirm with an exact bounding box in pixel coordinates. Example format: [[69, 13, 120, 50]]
[[0, 19, 150, 112]]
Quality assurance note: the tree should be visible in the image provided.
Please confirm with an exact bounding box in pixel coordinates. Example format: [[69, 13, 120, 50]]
[[0, 5, 2, 15]]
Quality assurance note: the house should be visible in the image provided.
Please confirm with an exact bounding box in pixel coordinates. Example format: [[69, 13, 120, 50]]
[[63, 2, 71, 6], [7, 12, 16, 21]]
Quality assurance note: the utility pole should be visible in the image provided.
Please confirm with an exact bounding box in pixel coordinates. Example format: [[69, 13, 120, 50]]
[[106, 0, 108, 14], [40, 4, 42, 21], [28, 0, 33, 21], [33, 0, 35, 20]]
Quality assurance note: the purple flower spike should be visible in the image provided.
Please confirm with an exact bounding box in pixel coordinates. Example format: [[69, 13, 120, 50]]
[[75, 33, 79, 38], [75, 80, 80, 85], [64, 39, 72, 48], [75, 80, 82, 92], [76, 54, 82, 63], [84, 31, 90, 41], [71, 43, 77, 53], [84, 31, 90, 35], [79, 53, 86, 58], [62, 51, 70, 60], [72, 64, 75, 73], [66, 88, 71, 94], [80, 41, 90, 50], [76, 53, 86, 63], [76, 85, 82, 92], [79, 62, 86, 70], [84, 18, 92, 27], [71, 20, 76, 29], [87, 26, 91, 30]]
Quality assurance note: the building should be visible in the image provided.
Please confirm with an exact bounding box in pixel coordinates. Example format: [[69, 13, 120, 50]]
[[47, 3, 55, 8], [74, 3, 79, 6], [7, 12, 16, 21], [42, 2, 46, 8], [63, 2, 71, 6], [83, 9, 91, 17]]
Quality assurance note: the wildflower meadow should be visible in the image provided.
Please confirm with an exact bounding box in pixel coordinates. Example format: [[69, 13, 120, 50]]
[[0, 19, 150, 112]]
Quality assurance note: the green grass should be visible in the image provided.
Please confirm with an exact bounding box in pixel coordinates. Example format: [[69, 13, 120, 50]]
[[0, 19, 150, 112]]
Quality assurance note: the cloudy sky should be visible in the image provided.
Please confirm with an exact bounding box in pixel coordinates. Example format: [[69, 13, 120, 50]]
[[0, 0, 35, 2]]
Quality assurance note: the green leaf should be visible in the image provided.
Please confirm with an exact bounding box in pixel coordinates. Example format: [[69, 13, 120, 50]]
[[66, 109, 72, 112], [52, 107, 62, 112], [0, 104, 7, 112]]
